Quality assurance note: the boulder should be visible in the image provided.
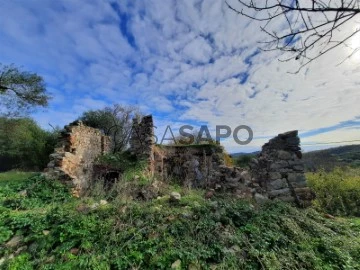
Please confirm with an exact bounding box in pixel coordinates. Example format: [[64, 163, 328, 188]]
[[269, 178, 288, 190], [254, 193, 269, 204], [277, 150, 293, 160], [169, 192, 181, 202], [5, 235, 23, 248]]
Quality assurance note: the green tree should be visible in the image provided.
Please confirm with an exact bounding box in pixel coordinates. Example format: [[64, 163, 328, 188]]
[[0, 63, 50, 116], [79, 104, 140, 153], [0, 117, 58, 171]]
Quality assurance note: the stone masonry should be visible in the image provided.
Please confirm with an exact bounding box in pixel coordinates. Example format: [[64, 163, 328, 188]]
[[129, 116, 313, 206], [249, 130, 314, 207], [154, 144, 226, 188], [129, 115, 155, 175], [44, 121, 111, 196], [45, 115, 313, 207]]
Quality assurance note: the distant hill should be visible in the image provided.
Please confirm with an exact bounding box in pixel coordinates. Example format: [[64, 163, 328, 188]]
[[303, 145, 360, 171], [231, 145, 360, 171], [230, 151, 260, 158]]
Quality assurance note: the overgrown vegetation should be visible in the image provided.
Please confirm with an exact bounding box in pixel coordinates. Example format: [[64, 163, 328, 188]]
[[0, 117, 59, 172], [307, 167, 360, 217], [233, 154, 256, 168], [95, 151, 140, 172], [1, 172, 360, 269]]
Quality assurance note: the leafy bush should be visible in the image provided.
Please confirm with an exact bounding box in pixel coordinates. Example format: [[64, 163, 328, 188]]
[[0, 174, 72, 211], [95, 150, 140, 172], [0, 117, 59, 171], [307, 167, 360, 216]]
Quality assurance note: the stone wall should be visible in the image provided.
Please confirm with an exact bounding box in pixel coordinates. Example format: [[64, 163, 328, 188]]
[[44, 121, 111, 196], [154, 144, 225, 188], [130, 115, 155, 174], [249, 130, 314, 206], [129, 116, 313, 207]]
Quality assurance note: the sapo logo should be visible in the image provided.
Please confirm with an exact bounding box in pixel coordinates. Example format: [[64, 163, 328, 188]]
[[143, 125, 253, 145]]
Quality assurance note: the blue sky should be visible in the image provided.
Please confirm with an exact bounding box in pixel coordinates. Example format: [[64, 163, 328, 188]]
[[0, 0, 359, 153]]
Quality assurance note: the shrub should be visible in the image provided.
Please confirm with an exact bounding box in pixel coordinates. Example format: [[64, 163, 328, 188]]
[[307, 167, 360, 216], [234, 154, 256, 168], [0, 117, 59, 171]]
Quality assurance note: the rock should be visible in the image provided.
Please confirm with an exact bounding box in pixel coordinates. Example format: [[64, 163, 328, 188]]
[[324, 213, 335, 219], [286, 137, 300, 146], [188, 263, 201, 270], [169, 192, 181, 202], [224, 245, 241, 254], [45, 256, 55, 263], [90, 203, 99, 210], [277, 150, 292, 160], [269, 160, 288, 170], [5, 235, 23, 248], [171, 259, 181, 269], [205, 189, 215, 199], [254, 193, 269, 204], [100, 200, 108, 205], [268, 172, 282, 180], [269, 178, 287, 190], [250, 158, 259, 165], [240, 171, 251, 183], [70, 248, 79, 255], [279, 130, 298, 138], [288, 173, 306, 183], [268, 188, 291, 197], [18, 190, 27, 197], [14, 246, 27, 255], [293, 165, 304, 171]]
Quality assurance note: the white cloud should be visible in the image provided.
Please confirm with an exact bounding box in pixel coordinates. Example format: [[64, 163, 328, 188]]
[[0, 0, 359, 152]]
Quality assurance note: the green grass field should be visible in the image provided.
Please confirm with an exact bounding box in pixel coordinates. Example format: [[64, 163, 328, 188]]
[[1, 171, 360, 269]]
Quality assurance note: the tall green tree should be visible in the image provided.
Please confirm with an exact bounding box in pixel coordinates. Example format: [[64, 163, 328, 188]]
[[0, 117, 58, 171], [0, 63, 50, 116]]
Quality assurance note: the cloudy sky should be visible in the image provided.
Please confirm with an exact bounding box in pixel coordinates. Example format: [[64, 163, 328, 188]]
[[0, 0, 359, 153]]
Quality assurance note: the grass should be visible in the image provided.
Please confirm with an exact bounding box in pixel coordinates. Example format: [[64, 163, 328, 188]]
[[0, 171, 37, 186], [0, 172, 360, 269]]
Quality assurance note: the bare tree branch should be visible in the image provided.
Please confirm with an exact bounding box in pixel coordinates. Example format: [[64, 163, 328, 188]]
[[226, 0, 360, 72]]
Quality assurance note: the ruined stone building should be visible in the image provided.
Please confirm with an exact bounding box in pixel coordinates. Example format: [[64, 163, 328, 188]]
[[45, 115, 314, 206]]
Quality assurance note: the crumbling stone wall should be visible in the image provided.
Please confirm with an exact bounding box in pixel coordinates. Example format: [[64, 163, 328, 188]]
[[154, 144, 225, 188], [47, 115, 313, 207], [129, 116, 313, 207], [130, 115, 155, 174], [249, 130, 314, 206], [44, 121, 111, 196]]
